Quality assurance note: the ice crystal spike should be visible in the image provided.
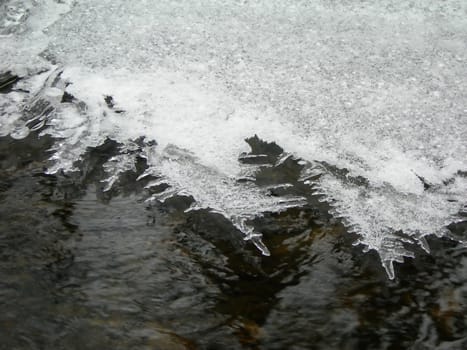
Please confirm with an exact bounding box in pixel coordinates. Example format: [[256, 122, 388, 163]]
[[382, 260, 395, 281], [101, 153, 138, 192], [417, 236, 431, 254], [144, 179, 168, 189], [250, 235, 271, 257]]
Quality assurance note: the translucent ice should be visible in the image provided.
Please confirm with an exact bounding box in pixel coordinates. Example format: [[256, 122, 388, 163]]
[[1, 0, 466, 278]]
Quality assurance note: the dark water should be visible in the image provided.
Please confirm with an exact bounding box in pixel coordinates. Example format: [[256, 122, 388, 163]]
[[1, 132, 467, 350]]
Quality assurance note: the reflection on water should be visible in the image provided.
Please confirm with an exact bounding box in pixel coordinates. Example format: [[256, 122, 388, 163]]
[[1, 133, 467, 349]]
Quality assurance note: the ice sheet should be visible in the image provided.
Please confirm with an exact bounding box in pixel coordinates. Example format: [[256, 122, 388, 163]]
[[1, 0, 466, 278]]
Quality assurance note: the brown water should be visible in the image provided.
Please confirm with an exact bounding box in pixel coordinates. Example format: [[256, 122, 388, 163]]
[[1, 132, 467, 350]]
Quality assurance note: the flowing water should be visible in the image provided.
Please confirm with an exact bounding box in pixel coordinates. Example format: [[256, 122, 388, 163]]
[[1, 0, 467, 348]]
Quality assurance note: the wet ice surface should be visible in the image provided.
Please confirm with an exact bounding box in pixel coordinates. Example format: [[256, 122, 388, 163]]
[[1, 2, 467, 277]]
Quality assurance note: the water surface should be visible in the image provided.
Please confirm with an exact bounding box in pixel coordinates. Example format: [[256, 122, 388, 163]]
[[1, 133, 466, 349]]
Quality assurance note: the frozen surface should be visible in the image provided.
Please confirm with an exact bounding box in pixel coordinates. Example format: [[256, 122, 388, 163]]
[[1, 0, 467, 278]]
